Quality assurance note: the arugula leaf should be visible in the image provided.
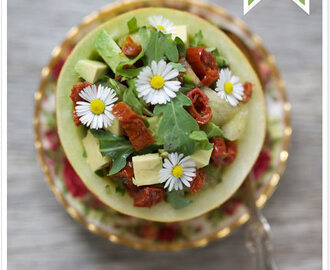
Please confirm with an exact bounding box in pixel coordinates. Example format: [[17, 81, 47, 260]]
[[145, 30, 178, 64], [145, 30, 164, 64], [90, 130, 135, 175], [191, 30, 204, 47], [116, 66, 143, 78], [170, 62, 186, 72], [166, 190, 192, 209], [153, 92, 199, 155], [175, 36, 186, 57], [201, 122, 223, 138], [189, 130, 213, 150], [122, 80, 145, 115], [115, 49, 145, 78], [160, 34, 179, 62], [127, 17, 139, 34]]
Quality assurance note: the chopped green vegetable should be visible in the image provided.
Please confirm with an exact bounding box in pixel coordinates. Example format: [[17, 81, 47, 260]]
[[189, 130, 213, 150], [90, 130, 135, 175], [166, 190, 192, 209], [179, 80, 195, 94], [154, 92, 199, 155], [127, 17, 139, 34], [191, 30, 204, 47], [109, 178, 126, 195], [210, 48, 229, 68], [201, 122, 223, 138], [105, 184, 111, 194], [170, 62, 186, 72]]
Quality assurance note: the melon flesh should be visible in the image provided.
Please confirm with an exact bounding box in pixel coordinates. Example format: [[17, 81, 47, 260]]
[[56, 8, 266, 222]]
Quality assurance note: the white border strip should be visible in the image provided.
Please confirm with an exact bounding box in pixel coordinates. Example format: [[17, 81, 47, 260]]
[[244, 0, 263, 15], [1, 0, 7, 269], [323, 0, 329, 269], [291, 0, 310, 14]]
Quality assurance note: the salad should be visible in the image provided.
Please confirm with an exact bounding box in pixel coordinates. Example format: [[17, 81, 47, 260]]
[[56, 8, 266, 222]]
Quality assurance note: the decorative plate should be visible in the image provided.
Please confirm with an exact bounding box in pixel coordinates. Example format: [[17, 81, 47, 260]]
[[34, 0, 291, 250]]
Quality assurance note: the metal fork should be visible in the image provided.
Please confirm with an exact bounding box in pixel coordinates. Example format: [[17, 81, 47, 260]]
[[245, 175, 278, 270]]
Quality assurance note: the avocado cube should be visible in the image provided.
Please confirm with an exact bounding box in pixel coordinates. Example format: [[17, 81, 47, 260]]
[[132, 153, 163, 186], [106, 117, 123, 136], [222, 105, 248, 141], [94, 29, 129, 72], [190, 148, 213, 169], [82, 130, 111, 172], [172, 25, 187, 43], [74, 59, 108, 84]]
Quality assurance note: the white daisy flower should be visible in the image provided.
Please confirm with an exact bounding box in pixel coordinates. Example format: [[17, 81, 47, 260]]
[[75, 84, 118, 130], [148, 15, 176, 34], [159, 153, 196, 191], [136, 60, 181, 105], [215, 68, 244, 107]]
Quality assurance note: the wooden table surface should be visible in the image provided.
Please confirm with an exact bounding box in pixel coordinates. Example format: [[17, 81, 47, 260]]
[[7, 0, 322, 269]]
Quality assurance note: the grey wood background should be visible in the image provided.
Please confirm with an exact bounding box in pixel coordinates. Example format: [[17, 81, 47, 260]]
[[7, 0, 322, 269]]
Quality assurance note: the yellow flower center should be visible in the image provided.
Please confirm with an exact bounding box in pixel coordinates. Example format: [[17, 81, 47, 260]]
[[157, 25, 166, 32], [150, 75, 165, 89], [172, 165, 183, 178], [224, 81, 234, 94], [90, 99, 105, 115]]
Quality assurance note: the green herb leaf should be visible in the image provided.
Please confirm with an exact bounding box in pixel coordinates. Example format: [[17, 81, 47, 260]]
[[191, 30, 204, 47], [127, 17, 139, 34], [201, 122, 223, 138], [90, 130, 135, 175], [154, 92, 199, 155], [189, 130, 213, 150], [175, 36, 186, 57], [122, 80, 145, 115], [166, 190, 192, 209], [170, 62, 186, 72]]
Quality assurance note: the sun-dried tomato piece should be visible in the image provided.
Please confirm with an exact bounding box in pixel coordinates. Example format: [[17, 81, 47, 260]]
[[211, 137, 237, 166], [133, 187, 165, 208], [70, 81, 92, 126], [111, 161, 164, 208], [112, 102, 154, 151], [242, 82, 253, 104], [189, 169, 206, 194], [110, 161, 134, 179], [122, 35, 142, 57], [186, 88, 212, 125], [186, 47, 219, 87]]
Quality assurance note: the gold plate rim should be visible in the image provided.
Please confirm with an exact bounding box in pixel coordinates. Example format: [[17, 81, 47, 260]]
[[34, 0, 291, 251]]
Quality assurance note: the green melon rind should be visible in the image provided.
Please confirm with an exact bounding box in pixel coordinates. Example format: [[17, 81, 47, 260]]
[[56, 8, 266, 222]]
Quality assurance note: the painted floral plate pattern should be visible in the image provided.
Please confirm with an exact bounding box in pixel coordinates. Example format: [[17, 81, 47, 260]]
[[34, 0, 291, 250]]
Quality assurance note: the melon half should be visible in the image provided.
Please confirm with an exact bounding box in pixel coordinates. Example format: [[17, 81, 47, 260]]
[[56, 8, 266, 222]]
